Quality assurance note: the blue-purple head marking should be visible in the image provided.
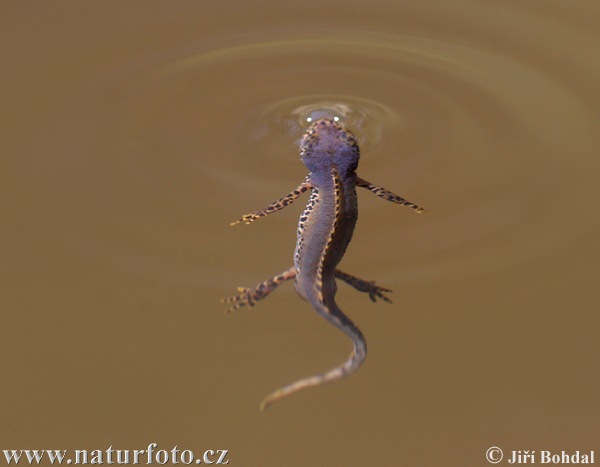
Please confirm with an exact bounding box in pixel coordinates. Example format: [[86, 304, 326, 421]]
[[300, 119, 360, 175]]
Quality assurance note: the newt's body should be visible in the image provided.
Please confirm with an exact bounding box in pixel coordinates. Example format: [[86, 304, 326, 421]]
[[224, 118, 425, 410]]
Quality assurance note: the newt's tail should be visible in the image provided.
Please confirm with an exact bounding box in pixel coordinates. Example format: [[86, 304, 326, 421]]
[[260, 296, 367, 411]]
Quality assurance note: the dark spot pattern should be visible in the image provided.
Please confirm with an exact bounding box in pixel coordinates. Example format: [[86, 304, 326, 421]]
[[230, 177, 311, 226], [223, 117, 426, 410], [294, 187, 319, 272], [356, 177, 427, 213], [315, 168, 343, 305], [222, 267, 297, 313]]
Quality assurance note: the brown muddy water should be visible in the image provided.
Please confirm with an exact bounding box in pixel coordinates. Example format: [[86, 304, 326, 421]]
[[3, 1, 600, 466]]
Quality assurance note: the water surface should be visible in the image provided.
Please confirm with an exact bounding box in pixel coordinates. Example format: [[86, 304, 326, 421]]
[[3, 1, 600, 465]]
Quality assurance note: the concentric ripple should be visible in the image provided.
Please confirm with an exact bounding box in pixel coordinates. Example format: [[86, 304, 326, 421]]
[[34, 21, 600, 285]]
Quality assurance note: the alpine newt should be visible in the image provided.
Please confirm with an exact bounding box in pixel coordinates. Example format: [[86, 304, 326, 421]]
[[224, 118, 425, 410]]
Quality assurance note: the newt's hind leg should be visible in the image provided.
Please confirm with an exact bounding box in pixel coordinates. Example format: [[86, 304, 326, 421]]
[[222, 267, 297, 313], [335, 269, 393, 303]]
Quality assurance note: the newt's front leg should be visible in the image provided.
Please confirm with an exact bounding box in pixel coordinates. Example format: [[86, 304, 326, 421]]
[[222, 267, 297, 313], [335, 269, 393, 303], [356, 177, 426, 213], [230, 178, 311, 225]]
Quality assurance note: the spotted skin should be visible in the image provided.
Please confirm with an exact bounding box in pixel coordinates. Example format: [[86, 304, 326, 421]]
[[222, 268, 391, 312], [225, 118, 425, 410], [222, 267, 297, 313], [356, 177, 427, 213], [230, 178, 311, 226]]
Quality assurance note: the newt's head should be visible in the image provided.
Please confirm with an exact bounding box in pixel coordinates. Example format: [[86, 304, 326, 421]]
[[300, 119, 360, 174]]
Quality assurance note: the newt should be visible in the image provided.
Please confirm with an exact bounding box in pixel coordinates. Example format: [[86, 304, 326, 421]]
[[223, 118, 425, 411]]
